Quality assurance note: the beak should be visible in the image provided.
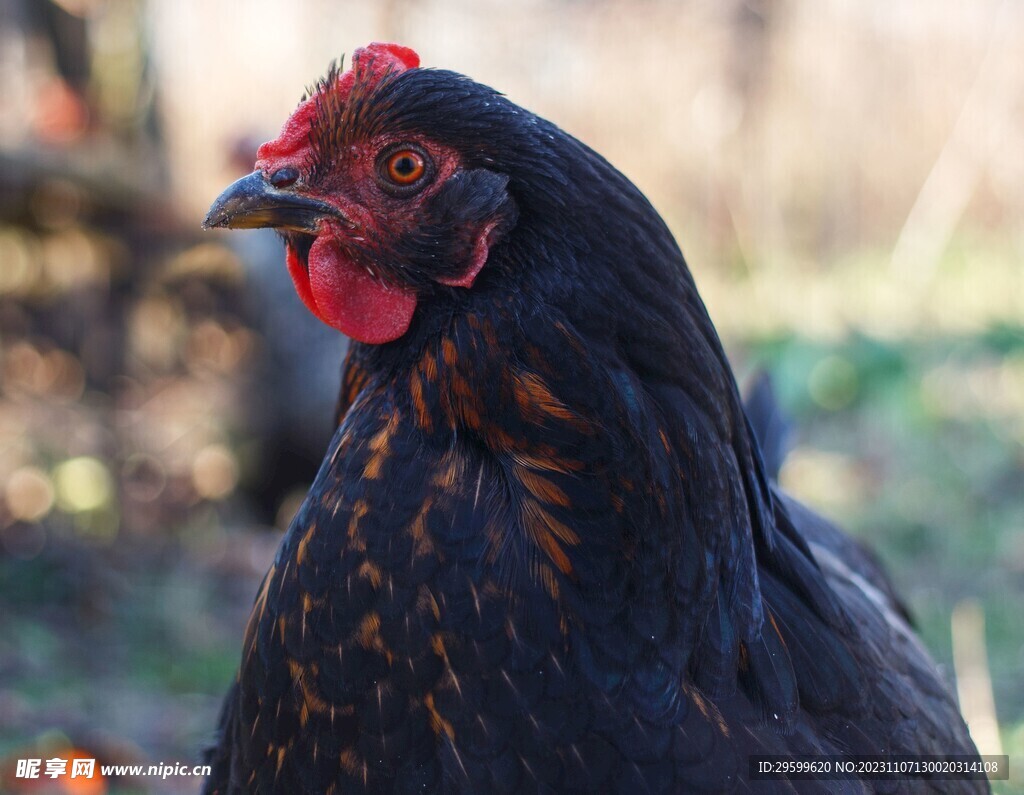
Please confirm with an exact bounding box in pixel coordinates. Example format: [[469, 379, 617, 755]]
[[202, 171, 340, 232]]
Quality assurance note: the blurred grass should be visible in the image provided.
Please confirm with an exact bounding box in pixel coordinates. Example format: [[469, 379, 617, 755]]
[[0, 529, 272, 794]]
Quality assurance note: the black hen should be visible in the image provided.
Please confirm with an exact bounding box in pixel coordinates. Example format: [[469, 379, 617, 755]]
[[201, 43, 986, 794]]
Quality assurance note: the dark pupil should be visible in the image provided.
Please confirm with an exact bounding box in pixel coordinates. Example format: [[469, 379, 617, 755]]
[[393, 156, 417, 176]]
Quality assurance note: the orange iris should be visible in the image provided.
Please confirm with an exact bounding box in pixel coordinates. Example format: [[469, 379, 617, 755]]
[[385, 150, 426, 185]]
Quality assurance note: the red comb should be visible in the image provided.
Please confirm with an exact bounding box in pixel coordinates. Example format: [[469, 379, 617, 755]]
[[354, 42, 419, 71], [256, 43, 420, 170]]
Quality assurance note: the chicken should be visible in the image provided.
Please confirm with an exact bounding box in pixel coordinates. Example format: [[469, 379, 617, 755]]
[[201, 43, 986, 794]]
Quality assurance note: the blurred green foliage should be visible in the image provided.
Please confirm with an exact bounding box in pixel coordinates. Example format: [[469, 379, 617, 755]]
[[745, 325, 1024, 794]]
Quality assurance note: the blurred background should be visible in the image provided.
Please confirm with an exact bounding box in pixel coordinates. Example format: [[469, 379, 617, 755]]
[[1, 0, 1022, 792]]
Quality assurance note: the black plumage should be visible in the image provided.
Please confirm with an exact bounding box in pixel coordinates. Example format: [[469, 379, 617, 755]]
[[202, 44, 986, 794]]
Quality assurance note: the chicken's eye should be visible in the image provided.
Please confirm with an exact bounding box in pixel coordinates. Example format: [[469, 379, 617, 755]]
[[382, 148, 427, 188], [386, 151, 425, 183]]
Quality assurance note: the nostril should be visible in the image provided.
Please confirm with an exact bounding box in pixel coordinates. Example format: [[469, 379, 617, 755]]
[[270, 167, 299, 188]]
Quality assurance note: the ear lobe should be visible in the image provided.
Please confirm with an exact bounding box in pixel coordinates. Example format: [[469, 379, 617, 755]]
[[436, 220, 501, 288], [416, 169, 516, 290]]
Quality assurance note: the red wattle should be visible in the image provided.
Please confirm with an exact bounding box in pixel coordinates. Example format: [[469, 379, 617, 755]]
[[285, 245, 319, 317], [301, 224, 417, 344]]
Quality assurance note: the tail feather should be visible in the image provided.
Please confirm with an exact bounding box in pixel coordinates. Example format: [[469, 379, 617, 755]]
[[744, 371, 792, 481]]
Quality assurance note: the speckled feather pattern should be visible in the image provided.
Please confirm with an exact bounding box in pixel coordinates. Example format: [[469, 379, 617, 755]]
[[203, 50, 986, 794]]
